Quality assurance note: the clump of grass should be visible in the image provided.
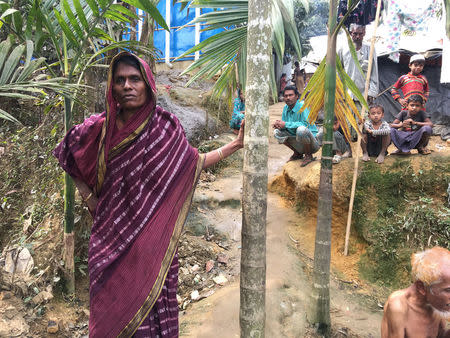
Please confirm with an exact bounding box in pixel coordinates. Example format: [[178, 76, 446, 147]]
[[354, 158, 450, 288], [201, 93, 231, 126], [197, 139, 242, 175]]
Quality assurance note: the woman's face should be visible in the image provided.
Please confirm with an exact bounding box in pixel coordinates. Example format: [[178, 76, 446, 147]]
[[112, 62, 148, 115]]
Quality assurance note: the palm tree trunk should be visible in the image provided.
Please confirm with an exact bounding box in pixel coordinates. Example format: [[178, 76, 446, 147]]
[[240, 0, 271, 336], [308, 0, 338, 335]]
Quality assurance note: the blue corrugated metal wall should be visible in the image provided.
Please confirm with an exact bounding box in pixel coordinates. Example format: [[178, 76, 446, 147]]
[[154, 1, 223, 62]]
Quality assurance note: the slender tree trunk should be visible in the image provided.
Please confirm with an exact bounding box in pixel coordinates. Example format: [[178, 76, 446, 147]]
[[308, 0, 338, 336], [85, 67, 97, 118], [140, 12, 156, 72], [63, 96, 75, 294], [129, 5, 137, 41], [240, 0, 271, 336]]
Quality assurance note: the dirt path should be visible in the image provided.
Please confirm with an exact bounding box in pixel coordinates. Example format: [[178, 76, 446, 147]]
[[180, 103, 384, 337]]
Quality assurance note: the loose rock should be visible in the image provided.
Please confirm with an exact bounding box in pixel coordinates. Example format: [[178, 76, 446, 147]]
[[205, 260, 214, 272], [217, 253, 229, 265], [0, 291, 12, 300], [213, 274, 228, 286], [190, 290, 200, 301], [47, 320, 58, 334]]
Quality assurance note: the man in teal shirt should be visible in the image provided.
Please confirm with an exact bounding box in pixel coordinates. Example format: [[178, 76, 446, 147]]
[[273, 86, 320, 167]]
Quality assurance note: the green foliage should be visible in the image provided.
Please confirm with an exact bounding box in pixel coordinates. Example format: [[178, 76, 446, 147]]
[[177, 0, 304, 102], [0, 118, 64, 246], [0, 0, 162, 123], [354, 158, 450, 288], [287, 0, 328, 56]]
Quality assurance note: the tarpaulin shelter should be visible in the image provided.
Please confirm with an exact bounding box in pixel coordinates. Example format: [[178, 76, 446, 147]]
[[303, 0, 450, 138], [151, 1, 223, 65]]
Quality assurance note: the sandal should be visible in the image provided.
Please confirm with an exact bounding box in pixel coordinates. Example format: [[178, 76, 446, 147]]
[[288, 153, 303, 162], [418, 147, 431, 155], [300, 155, 316, 167], [332, 154, 342, 164]]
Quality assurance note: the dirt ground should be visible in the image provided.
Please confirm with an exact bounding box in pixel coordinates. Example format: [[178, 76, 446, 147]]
[[178, 102, 397, 337], [1, 101, 449, 337]]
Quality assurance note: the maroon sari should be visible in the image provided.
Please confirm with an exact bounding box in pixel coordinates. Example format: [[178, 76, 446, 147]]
[[53, 52, 204, 337]]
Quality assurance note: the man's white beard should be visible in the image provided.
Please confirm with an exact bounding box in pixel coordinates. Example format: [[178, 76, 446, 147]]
[[432, 306, 450, 320]]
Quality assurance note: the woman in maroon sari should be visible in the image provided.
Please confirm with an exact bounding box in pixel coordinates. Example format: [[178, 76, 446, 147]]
[[53, 52, 244, 337]]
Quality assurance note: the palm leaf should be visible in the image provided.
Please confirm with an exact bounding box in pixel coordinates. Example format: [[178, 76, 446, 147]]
[[336, 55, 368, 110], [62, 0, 84, 39], [123, 0, 169, 30], [0, 108, 21, 124], [177, 0, 304, 102], [0, 44, 25, 84]]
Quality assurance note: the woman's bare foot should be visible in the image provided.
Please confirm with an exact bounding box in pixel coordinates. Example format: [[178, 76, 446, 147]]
[[362, 152, 370, 161], [417, 147, 431, 155], [375, 153, 385, 164]]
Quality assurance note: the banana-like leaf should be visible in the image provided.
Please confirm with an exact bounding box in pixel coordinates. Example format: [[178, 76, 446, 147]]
[[0, 108, 21, 124], [109, 4, 140, 20], [84, 0, 99, 16], [177, 0, 304, 102], [0, 44, 25, 84], [0, 8, 18, 20], [0, 38, 12, 74], [336, 55, 368, 110], [53, 9, 79, 48], [73, 0, 90, 31], [62, 0, 84, 39], [343, 26, 364, 80], [123, 0, 169, 30], [271, 0, 285, 64]]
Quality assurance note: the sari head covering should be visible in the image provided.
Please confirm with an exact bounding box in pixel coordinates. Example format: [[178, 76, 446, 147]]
[[53, 52, 204, 337]]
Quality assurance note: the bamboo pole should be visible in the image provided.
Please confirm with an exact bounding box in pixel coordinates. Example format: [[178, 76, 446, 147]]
[[344, 0, 382, 256]]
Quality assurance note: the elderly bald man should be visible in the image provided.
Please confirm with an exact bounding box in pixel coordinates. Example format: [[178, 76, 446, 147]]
[[381, 247, 450, 337]]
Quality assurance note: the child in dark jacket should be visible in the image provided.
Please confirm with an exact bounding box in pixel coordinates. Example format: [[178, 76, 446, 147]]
[[390, 94, 433, 155]]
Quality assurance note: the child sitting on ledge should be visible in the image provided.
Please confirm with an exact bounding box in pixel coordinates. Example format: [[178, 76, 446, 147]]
[[390, 94, 433, 155]]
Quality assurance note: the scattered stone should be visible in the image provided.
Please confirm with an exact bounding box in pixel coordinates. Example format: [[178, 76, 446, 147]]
[[190, 290, 200, 301], [180, 267, 189, 275], [191, 264, 200, 273], [193, 274, 201, 284], [217, 253, 229, 265], [47, 320, 58, 334], [82, 309, 90, 318], [205, 260, 214, 272], [3, 247, 34, 275], [213, 274, 228, 286], [0, 291, 12, 300], [176, 294, 182, 305], [67, 322, 75, 330], [31, 290, 53, 305], [182, 300, 190, 310], [4, 306, 17, 319]]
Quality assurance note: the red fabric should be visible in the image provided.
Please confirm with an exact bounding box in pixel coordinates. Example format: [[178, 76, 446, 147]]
[[391, 72, 429, 105], [53, 52, 157, 189]]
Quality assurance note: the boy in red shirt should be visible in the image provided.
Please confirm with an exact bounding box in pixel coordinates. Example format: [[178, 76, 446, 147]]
[[391, 54, 429, 109]]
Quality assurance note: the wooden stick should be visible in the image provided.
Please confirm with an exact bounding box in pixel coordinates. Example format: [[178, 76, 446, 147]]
[[344, 0, 383, 256]]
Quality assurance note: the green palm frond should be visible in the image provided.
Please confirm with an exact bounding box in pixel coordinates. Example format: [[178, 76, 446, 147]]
[[0, 39, 81, 123], [176, 0, 305, 101]]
